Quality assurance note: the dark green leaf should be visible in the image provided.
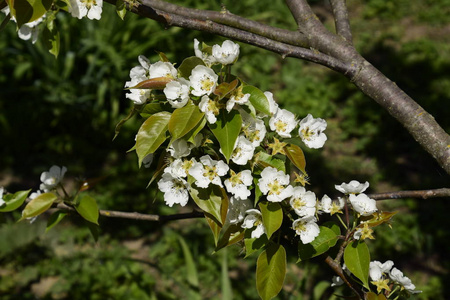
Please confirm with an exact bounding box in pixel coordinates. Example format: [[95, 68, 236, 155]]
[[209, 110, 242, 162], [178, 56, 205, 79], [178, 235, 199, 288], [42, 25, 59, 58], [45, 211, 67, 232], [7, 0, 53, 28], [297, 226, 338, 262], [256, 244, 286, 300], [115, 0, 126, 20]]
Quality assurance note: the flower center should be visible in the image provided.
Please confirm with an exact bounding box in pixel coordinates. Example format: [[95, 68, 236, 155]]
[[200, 77, 215, 92], [267, 180, 283, 195], [301, 128, 313, 140], [203, 165, 218, 180], [275, 120, 287, 132], [207, 100, 220, 115], [292, 198, 306, 210], [294, 221, 306, 232]]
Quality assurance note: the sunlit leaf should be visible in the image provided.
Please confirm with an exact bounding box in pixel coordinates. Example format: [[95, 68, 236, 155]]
[[258, 201, 283, 239], [19, 192, 57, 221], [256, 244, 286, 300], [209, 110, 242, 162], [75, 195, 99, 225], [344, 240, 370, 289], [256, 152, 285, 173], [168, 101, 205, 142], [242, 85, 270, 115], [0, 189, 31, 212], [7, 0, 53, 28], [284, 143, 306, 173], [297, 226, 338, 262]]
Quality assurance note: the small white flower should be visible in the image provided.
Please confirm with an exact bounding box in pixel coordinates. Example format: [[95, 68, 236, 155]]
[[241, 209, 265, 238], [289, 186, 316, 218], [29, 190, 42, 200], [164, 78, 191, 108], [224, 169, 253, 200], [231, 136, 255, 166], [2, 7, 44, 43], [226, 91, 250, 112], [40, 166, 67, 192], [212, 40, 240, 65], [157, 173, 189, 207], [129, 55, 151, 80], [390, 267, 421, 294], [349, 193, 378, 216], [198, 95, 219, 124], [263, 91, 279, 115], [189, 65, 218, 96], [125, 77, 151, 105], [189, 155, 229, 188], [318, 195, 344, 215], [69, 0, 103, 20], [269, 108, 297, 138], [149, 61, 177, 79], [335, 180, 369, 194], [241, 113, 267, 147], [194, 39, 215, 66], [164, 158, 196, 178], [0, 187, 5, 207], [226, 196, 252, 225], [298, 114, 327, 149], [167, 139, 192, 159], [258, 167, 294, 202], [292, 216, 320, 244], [370, 260, 394, 281], [143, 154, 154, 168]]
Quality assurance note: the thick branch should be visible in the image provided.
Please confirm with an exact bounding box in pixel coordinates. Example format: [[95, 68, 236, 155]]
[[324, 255, 363, 299], [329, 0, 353, 43]]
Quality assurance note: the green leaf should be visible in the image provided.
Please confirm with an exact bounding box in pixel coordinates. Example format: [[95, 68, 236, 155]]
[[363, 211, 398, 228], [297, 226, 338, 262], [42, 25, 59, 58], [136, 111, 171, 167], [366, 292, 387, 300], [205, 214, 222, 246], [168, 101, 205, 142], [284, 143, 306, 173], [178, 56, 205, 79], [75, 195, 99, 225], [45, 211, 67, 232], [19, 192, 57, 221], [185, 116, 206, 144], [140, 103, 169, 118], [0, 189, 31, 212], [178, 235, 199, 288], [209, 110, 242, 162], [215, 224, 245, 251], [115, 0, 126, 20], [244, 229, 268, 258], [344, 241, 370, 289], [258, 201, 283, 240], [256, 152, 286, 173], [256, 244, 286, 300], [242, 85, 271, 115], [322, 221, 341, 236], [85, 220, 100, 242], [7, 0, 52, 28]]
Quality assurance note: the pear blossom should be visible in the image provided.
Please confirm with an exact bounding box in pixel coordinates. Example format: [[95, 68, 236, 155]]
[[335, 180, 369, 194], [224, 170, 253, 200], [226, 89, 250, 112], [370, 260, 394, 293], [241, 209, 265, 238], [226, 196, 252, 225], [0, 187, 5, 207], [189, 155, 229, 188], [264, 91, 279, 115], [164, 158, 196, 178], [69, 0, 103, 20], [157, 173, 189, 207], [289, 186, 316, 218], [349, 193, 377, 216], [40, 165, 67, 192], [149, 61, 177, 79], [2, 7, 44, 43], [241, 112, 266, 147], [269, 108, 297, 138], [129, 55, 151, 80], [194, 39, 215, 66], [212, 40, 240, 65], [189, 65, 218, 96], [199, 96, 219, 124], [298, 114, 327, 149], [125, 79, 151, 104], [292, 216, 320, 244], [231, 136, 255, 165], [258, 167, 294, 202], [167, 139, 192, 159], [390, 267, 421, 294], [354, 222, 375, 240], [318, 195, 344, 215], [164, 78, 190, 108]]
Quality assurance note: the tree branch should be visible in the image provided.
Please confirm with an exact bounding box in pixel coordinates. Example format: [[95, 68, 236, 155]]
[[329, 0, 353, 43], [324, 255, 363, 299], [367, 188, 450, 201]]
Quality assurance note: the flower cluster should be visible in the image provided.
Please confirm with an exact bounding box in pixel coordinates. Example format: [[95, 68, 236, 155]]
[[369, 260, 421, 295]]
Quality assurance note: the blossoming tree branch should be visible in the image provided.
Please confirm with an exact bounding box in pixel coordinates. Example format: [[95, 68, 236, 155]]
[[0, 0, 449, 299]]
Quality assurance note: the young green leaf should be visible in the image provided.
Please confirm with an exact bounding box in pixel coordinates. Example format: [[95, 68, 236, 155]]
[[344, 241, 370, 289], [19, 192, 57, 221], [209, 110, 242, 162], [242, 85, 271, 115], [213, 79, 238, 100], [256, 152, 286, 173], [75, 195, 99, 225], [256, 244, 286, 300], [0, 189, 31, 212], [136, 111, 171, 167], [178, 56, 205, 79], [168, 101, 205, 142], [297, 226, 338, 262], [7, 0, 53, 28], [258, 201, 283, 240], [46, 211, 67, 232], [284, 143, 306, 173]]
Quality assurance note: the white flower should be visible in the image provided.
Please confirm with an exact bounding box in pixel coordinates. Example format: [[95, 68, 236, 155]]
[[40, 165, 67, 192], [164, 78, 190, 108], [231, 136, 255, 166], [2, 7, 44, 43], [241, 209, 265, 238], [298, 114, 327, 149], [226, 196, 252, 225], [149, 61, 177, 79], [212, 40, 240, 65], [69, 0, 103, 20], [224, 169, 253, 200], [189, 65, 218, 96], [157, 173, 189, 207], [198, 96, 219, 124], [258, 167, 294, 202], [318, 195, 344, 215], [241, 112, 266, 147], [30, 190, 42, 200], [164, 158, 196, 178], [370, 260, 394, 281], [194, 39, 215, 66], [390, 267, 421, 294], [349, 193, 377, 216], [125, 77, 151, 105], [189, 155, 229, 188], [292, 216, 320, 244], [269, 108, 297, 138], [289, 186, 316, 218], [143, 154, 154, 168], [0, 187, 5, 207], [335, 180, 369, 194], [263, 91, 279, 115], [167, 139, 191, 159], [129, 55, 151, 80], [331, 276, 344, 287], [226, 91, 250, 112]]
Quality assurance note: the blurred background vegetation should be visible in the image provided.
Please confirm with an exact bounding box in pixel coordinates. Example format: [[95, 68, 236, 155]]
[[1, 0, 449, 299]]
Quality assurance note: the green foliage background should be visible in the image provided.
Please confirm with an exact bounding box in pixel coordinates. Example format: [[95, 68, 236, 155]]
[[1, 0, 449, 299]]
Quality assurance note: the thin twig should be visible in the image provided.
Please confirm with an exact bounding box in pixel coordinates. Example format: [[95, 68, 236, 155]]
[[324, 255, 363, 299], [329, 0, 353, 44], [367, 188, 450, 200]]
